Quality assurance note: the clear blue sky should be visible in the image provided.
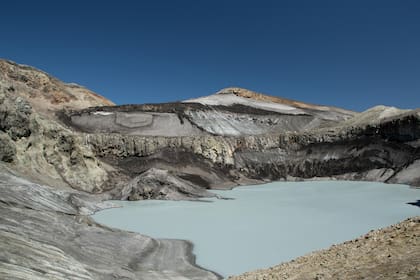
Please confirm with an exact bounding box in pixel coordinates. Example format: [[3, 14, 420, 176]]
[[1, 0, 419, 111]]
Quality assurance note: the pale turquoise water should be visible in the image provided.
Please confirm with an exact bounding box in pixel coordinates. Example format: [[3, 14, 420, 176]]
[[92, 181, 420, 277]]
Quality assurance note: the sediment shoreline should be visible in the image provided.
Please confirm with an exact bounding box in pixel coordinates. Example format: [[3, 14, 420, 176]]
[[229, 216, 420, 280], [0, 169, 221, 280]]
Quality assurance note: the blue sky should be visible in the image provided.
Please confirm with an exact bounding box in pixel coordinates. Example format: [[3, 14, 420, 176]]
[[1, 0, 419, 111]]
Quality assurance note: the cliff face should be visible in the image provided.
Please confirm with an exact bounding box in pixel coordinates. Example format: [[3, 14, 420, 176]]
[[2, 58, 419, 198], [77, 108, 419, 199], [0, 86, 109, 192], [0, 60, 221, 280], [0, 59, 120, 192]]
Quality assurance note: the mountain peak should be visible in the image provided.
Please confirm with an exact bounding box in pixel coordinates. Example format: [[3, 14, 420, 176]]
[[216, 87, 255, 95], [185, 87, 355, 121], [215, 87, 350, 113]]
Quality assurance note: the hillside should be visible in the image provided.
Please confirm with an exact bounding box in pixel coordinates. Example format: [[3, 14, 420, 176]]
[[0, 59, 114, 116]]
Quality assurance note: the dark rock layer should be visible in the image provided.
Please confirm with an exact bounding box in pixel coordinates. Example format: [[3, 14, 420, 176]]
[[79, 110, 420, 199]]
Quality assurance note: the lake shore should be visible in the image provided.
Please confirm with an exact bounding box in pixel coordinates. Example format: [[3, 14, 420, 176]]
[[0, 170, 221, 280], [93, 181, 420, 278], [2, 167, 419, 279], [228, 216, 420, 280]]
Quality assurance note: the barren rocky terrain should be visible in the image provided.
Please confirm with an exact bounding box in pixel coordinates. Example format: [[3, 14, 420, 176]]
[[229, 217, 419, 280], [0, 169, 219, 280], [0, 58, 419, 279]]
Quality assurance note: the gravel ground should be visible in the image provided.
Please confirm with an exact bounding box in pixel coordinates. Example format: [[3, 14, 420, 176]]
[[228, 216, 420, 280]]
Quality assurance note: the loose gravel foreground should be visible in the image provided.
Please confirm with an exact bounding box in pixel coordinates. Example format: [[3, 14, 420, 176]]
[[228, 216, 420, 280]]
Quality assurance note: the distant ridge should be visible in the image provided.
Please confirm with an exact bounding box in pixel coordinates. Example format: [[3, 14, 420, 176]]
[[185, 87, 355, 121], [216, 87, 354, 113], [0, 59, 114, 116]]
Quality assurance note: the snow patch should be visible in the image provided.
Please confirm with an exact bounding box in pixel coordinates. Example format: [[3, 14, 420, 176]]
[[378, 107, 404, 119], [184, 93, 305, 114], [93, 111, 114, 116]]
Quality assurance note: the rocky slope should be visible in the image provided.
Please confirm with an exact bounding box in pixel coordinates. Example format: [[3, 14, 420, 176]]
[[0, 80, 109, 192], [1, 59, 419, 279], [67, 87, 354, 137], [186, 87, 355, 121], [228, 217, 420, 280], [58, 84, 420, 199], [64, 103, 420, 196], [0, 168, 220, 280], [0, 59, 114, 117], [0, 59, 221, 279]]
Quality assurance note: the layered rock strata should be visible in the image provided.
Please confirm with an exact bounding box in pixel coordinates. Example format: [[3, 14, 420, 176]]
[[0, 169, 220, 280], [78, 108, 420, 195]]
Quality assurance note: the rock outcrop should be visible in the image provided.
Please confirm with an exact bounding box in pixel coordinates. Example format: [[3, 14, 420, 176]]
[[67, 88, 354, 137], [0, 85, 109, 192], [0, 169, 220, 280], [0, 59, 222, 280], [3, 58, 418, 195], [121, 168, 218, 201], [60, 84, 419, 191], [75, 108, 420, 192], [0, 59, 114, 117]]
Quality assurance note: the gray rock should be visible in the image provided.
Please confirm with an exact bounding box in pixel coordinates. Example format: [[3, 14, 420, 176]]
[[0, 170, 220, 280], [0, 132, 15, 162], [0, 90, 32, 140], [83, 110, 420, 188], [121, 168, 217, 200]]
